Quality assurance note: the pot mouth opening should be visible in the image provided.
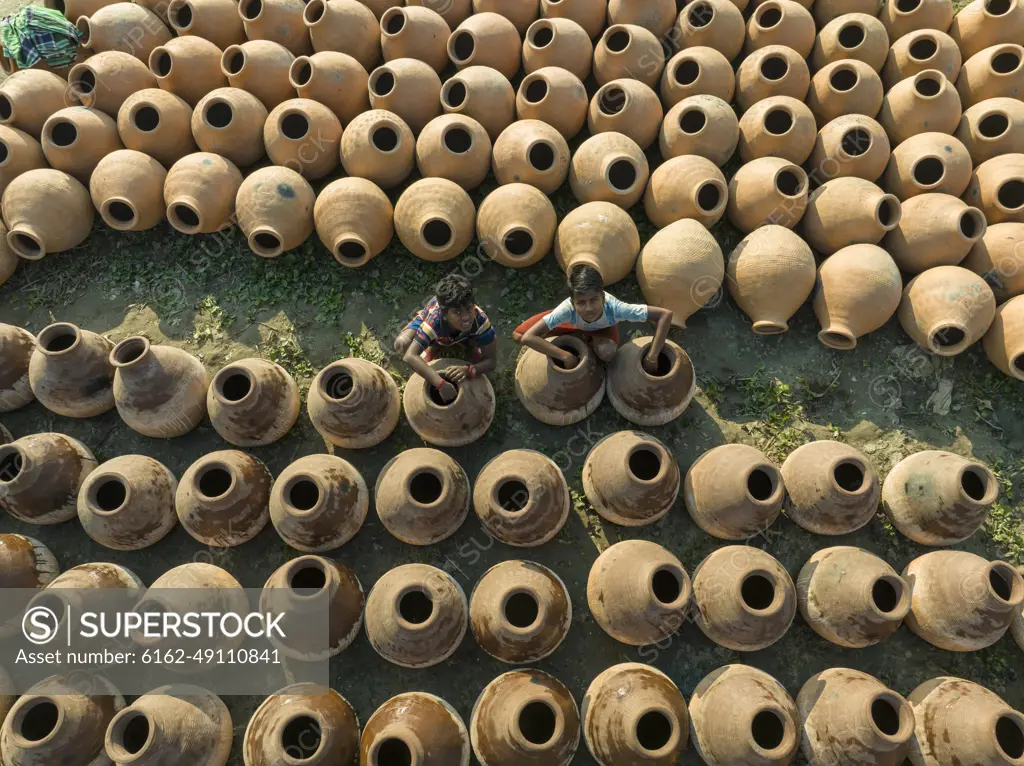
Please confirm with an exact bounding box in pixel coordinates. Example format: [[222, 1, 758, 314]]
[[761, 55, 788, 81], [502, 227, 535, 259], [549, 335, 585, 370], [991, 49, 1022, 75], [289, 58, 312, 87], [908, 35, 937, 61], [959, 209, 985, 240], [371, 124, 400, 153], [8, 229, 42, 259], [605, 27, 632, 50], [996, 714, 1024, 759], [215, 367, 253, 403], [870, 695, 906, 738], [764, 108, 793, 135], [426, 372, 462, 407], [528, 140, 556, 171], [240, 0, 263, 21], [913, 73, 942, 98], [370, 69, 395, 97], [876, 196, 900, 228], [250, 229, 284, 257], [108, 708, 155, 759], [896, 0, 921, 12], [829, 66, 858, 92], [517, 699, 559, 747], [196, 462, 236, 501], [69, 67, 96, 98], [606, 157, 639, 193], [442, 124, 472, 154], [13, 697, 62, 746], [598, 85, 627, 116], [279, 713, 324, 761], [284, 475, 321, 514], [929, 323, 967, 353], [635, 709, 677, 755], [169, 201, 202, 233], [628, 445, 664, 482], [111, 336, 150, 366], [997, 179, 1024, 211], [449, 30, 475, 63], [47, 119, 77, 148], [819, 328, 857, 349], [0, 445, 24, 484], [287, 558, 328, 593], [756, 4, 782, 28], [168, 0, 193, 30], [441, 79, 467, 110], [746, 466, 779, 503], [523, 76, 549, 104], [90, 475, 129, 514], [334, 237, 370, 266], [840, 127, 872, 157], [372, 736, 414, 765], [687, 3, 713, 28], [223, 47, 246, 75], [871, 575, 904, 614], [673, 58, 700, 85], [978, 111, 1010, 139], [37, 323, 81, 354], [150, 48, 172, 78], [528, 20, 554, 48], [988, 562, 1022, 604], [408, 468, 444, 506], [650, 565, 686, 605], [102, 198, 138, 229], [640, 342, 678, 377], [696, 180, 724, 213], [75, 17, 91, 45], [502, 588, 540, 629], [750, 708, 789, 752], [381, 7, 406, 35], [397, 586, 434, 627], [131, 104, 160, 133], [420, 218, 454, 250], [833, 459, 867, 493], [741, 572, 777, 611], [985, 0, 1013, 14], [679, 107, 707, 134], [837, 22, 865, 48], [775, 167, 805, 197], [303, 0, 325, 23], [280, 110, 310, 141], [495, 477, 530, 513], [912, 156, 945, 187]]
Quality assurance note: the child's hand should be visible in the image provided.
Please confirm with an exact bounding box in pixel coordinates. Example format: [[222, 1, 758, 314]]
[[437, 380, 458, 403], [642, 354, 660, 374], [442, 365, 468, 382]]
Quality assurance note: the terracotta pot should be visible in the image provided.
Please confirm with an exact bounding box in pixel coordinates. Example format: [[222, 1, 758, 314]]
[[884, 193, 986, 272], [950, 0, 1024, 60], [0, 324, 34, 412], [814, 244, 903, 349], [643, 154, 726, 229], [447, 12, 521, 79], [89, 149, 166, 231], [379, 6, 449, 74], [149, 37, 226, 108], [1015, 569, 1024, 650], [540, 0, 605, 38], [746, 0, 815, 57], [659, 94, 738, 166], [364, 563, 467, 667], [469, 559, 571, 663], [269, 454, 368, 552], [208, 358, 299, 446], [441, 65, 515, 142], [77, 3, 172, 63], [882, 29, 961, 88], [0, 534, 58, 589], [117, 88, 196, 167], [167, 0, 245, 49], [368, 58, 442, 134], [594, 23, 665, 88], [289, 52, 369, 125], [582, 431, 680, 525], [0, 232, 12, 288], [191, 88, 267, 168], [0, 69, 69, 139], [898, 265, 996, 354], [515, 67, 588, 140], [374, 448, 469, 544], [815, 0, 883, 24], [523, 18, 592, 81], [807, 59, 884, 127], [473, 449, 570, 546], [313, 178, 395, 267], [394, 177, 475, 261], [492, 119, 570, 194], [877, 69, 962, 144], [808, 114, 890, 182], [359, 0, 403, 19], [636, 218, 723, 328], [569, 131, 649, 209], [220, 41, 295, 111], [676, 0, 745, 61], [477, 183, 556, 268], [263, 98, 341, 180], [904, 550, 1023, 650], [798, 669, 915, 766], [587, 539, 691, 646], [340, 109, 415, 189], [735, 45, 811, 112], [660, 47, 735, 107], [608, 0, 674, 35], [77, 455, 177, 550], [43, 561, 142, 589], [802, 176, 902, 254], [164, 152, 243, 234], [782, 440, 879, 534], [46, 0, 119, 20], [415, 114, 491, 190], [68, 52, 157, 118], [610, 339, 695, 426], [238, 0, 310, 54], [235, 166, 315, 257], [473, 0, 539, 34], [883, 132, 972, 200], [39, 106, 122, 184], [303, 0, 378, 70], [684, 443, 784, 539], [962, 221, 1024, 300], [3, 169, 93, 260], [105, 685, 231, 766], [908, 677, 1024, 766], [0, 432, 96, 524], [514, 335, 605, 425], [0, 126, 46, 200], [737, 95, 817, 163], [407, 0, 471, 27], [244, 684, 359, 766], [587, 79, 662, 150], [812, 13, 890, 72], [554, 201, 639, 285], [726, 158, 807, 233], [175, 449, 272, 546], [880, 0, 953, 41], [28, 322, 113, 416], [797, 546, 910, 647], [956, 96, 1024, 164], [984, 294, 1024, 378], [963, 153, 1024, 224], [361, 693, 470, 766], [957, 43, 1024, 107], [689, 665, 799, 766]]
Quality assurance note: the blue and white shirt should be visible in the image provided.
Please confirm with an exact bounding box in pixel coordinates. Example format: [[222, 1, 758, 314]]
[[543, 294, 649, 331]]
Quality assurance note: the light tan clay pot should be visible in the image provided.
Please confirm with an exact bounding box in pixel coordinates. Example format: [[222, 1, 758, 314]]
[[515, 67, 588, 140], [167, 0, 245, 49], [368, 58, 442, 134], [474, 0, 539, 34], [473, 449, 570, 546], [46, 0, 118, 21], [0, 69, 68, 139], [236, 166, 315, 257], [39, 106, 123, 184], [441, 65, 515, 142], [956, 43, 1024, 107], [540, 0, 605, 38], [806, 59, 884, 127], [0, 234, 12, 289], [381, 6, 450, 73], [191, 88, 267, 168], [956, 97, 1024, 164], [676, 0, 745, 61], [0, 325, 35, 412], [813, 13, 890, 72], [883, 132, 972, 200], [0, 432, 97, 524], [984, 295, 1024, 379], [374, 448, 469, 544], [882, 29, 961, 88], [359, 0, 403, 20], [951, 0, 1024, 59], [746, 0, 815, 57], [684, 443, 784, 539], [175, 449, 272, 547], [164, 152, 243, 234], [77, 454, 177, 550], [407, 0, 472, 27], [609, 0, 675, 35], [877, 69, 962, 144], [583, 430, 681, 525], [636, 218, 723, 328], [587, 79, 662, 150], [0, 533, 58, 589], [149, 36, 227, 108], [238, 0, 310, 55], [735, 45, 811, 112], [808, 114, 890, 182], [403, 358, 495, 446], [643, 154, 727, 229], [726, 157, 808, 233], [2, 169, 94, 259], [883, 193, 986, 272], [263, 98, 341, 180], [394, 177, 475, 261], [307, 360, 400, 446], [415, 114, 491, 190], [0, 126, 45, 200], [963, 153, 1024, 224], [523, 18, 592, 81], [815, 0, 882, 25], [244, 684, 359, 766], [898, 265, 996, 355], [42, 561, 142, 589], [303, 0, 378, 70], [340, 109, 415, 189], [492, 118, 571, 194], [569, 131, 649, 209], [659, 94, 738, 166], [814, 244, 903, 349], [207, 358, 299, 446], [77, 3, 172, 63], [660, 47, 736, 107], [360, 693, 470, 766], [782, 440, 880, 534], [594, 23, 665, 88], [880, 0, 953, 42], [447, 12, 521, 79], [555, 201, 640, 285], [514, 335, 605, 425], [962, 221, 1024, 300], [289, 52, 369, 125], [314, 178, 394, 267], [68, 52, 157, 118], [220, 40, 296, 111], [477, 183, 556, 268], [28, 322, 113, 416], [89, 149, 166, 232], [726, 225, 815, 333], [117, 88, 196, 167], [737, 95, 817, 163], [802, 176, 902, 254]]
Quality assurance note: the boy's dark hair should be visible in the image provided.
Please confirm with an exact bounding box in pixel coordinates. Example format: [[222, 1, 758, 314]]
[[436, 273, 474, 310], [567, 264, 604, 297]]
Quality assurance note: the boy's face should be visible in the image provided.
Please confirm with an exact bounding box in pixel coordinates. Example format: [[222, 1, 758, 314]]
[[444, 302, 476, 333], [572, 290, 605, 323]]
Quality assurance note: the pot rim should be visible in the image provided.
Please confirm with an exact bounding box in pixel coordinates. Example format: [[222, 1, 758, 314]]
[[193, 458, 238, 503], [35, 322, 83, 356], [212, 364, 257, 407], [628, 704, 683, 758], [105, 707, 155, 762], [509, 693, 566, 753], [110, 335, 151, 368], [498, 585, 547, 634], [279, 472, 327, 517], [8, 695, 67, 750], [272, 710, 328, 764], [404, 465, 447, 510], [86, 470, 133, 516]]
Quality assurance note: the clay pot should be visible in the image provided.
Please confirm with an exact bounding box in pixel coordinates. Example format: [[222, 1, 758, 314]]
[[361, 693, 470, 765], [588, 539, 691, 646], [238, 0, 310, 55], [43, 561, 142, 589], [514, 335, 605, 425], [0, 325, 34, 412], [608, 0, 674, 35], [447, 12, 521, 79], [985, 295, 1024, 379], [0, 534, 58, 589], [380, 6, 450, 74], [235, 166, 315, 257], [77, 3, 173, 63], [808, 114, 891, 183], [289, 52, 369, 125], [950, 0, 1024, 60], [263, 98, 341, 180], [587, 79, 662, 150], [880, 0, 954, 41], [569, 131, 649, 209], [964, 153, 1024, 224], [364, 563, 467, 667], [877, 70, 962, 144], [735, 46, 811, 112], [0, 432, 96, 524], [0, 233, 12, 288], [307, 357, 399, 447], [798, 669, 915, 766], [220, 41, 295, 111], [802, 177, 902, 255], [77, 455, 177, 550], [175, 450, 272, 546], [314, 178, 395, 267], [0, 70, 68, 139], [46, 0, 118, 20], [244, 684, 359, 766], [359, 0, 403, 19], [39, 107, 122, 184], [660, 47, 735, 107], [898, 265, 996, 355], [492, 119, 570, 194], [0, 126, 45, 199], [676, 0, 745, 61], [368, 58, 442, 134], [340, 109, 415, 189], [882, 29, 961, 88], [1015, 572, 1024, 650], [167, 0, 246, 49], [164, 152, 243, 234], [884, 132, 972, 200], [469, 559, 571, 663], [594, 24, 665, 88], [746, 1, 815, 57], [883, 449, 998, 544], [814, 244, 903, 349], [582, 431, 680, 525], [408, 0, 471, 27], [473, 449, 570, 546], [191, 88, 267, 168], [374, 448, 469, 544], [89, 149, 167, 231], [956, 43, 1024, 107], [303, 0, 378, 71], [812, 13, 890, 72], [515, 67, 588, 140], [797, 546, 910, 647], [644, 155, 727, 229], [208, 358, 299, 446], [726, 158, 808, 233], [737, 95, 817, 163], [394, 178, 475, 261], [540, 0, 605, 38], [149, 37, 226, 108], [884, 193, 987, 272], [908, 677, 1024, 766], [660, 95, 738, 166], [554, 201, 639, 285], [477, 183, 556, 268], [610, 340, 696, 426], [815, 0, 883, 24], [3, 169, 93, 260], [68, 52, 157, 118], [781, 441, 879, 534], [523, 18, 592, 81], [117, 88, 196, 167], [807, 59, 884, 127], [962, 221, 1024, 300], [441, 65, 515, 142], [904, 550, 1023, 650], [956, 97, 1024, 164], [270, 454, 369, 552], [684, 444, 784, 539], [28, 322, 114, 416], [415, 114, 491, 190]]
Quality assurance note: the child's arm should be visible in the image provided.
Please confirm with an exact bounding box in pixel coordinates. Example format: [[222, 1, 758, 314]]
[[446, 340, 498, 381], [643, 306, 674, 372], [403, 341, 458, 402], [520, 320, 578, 367]]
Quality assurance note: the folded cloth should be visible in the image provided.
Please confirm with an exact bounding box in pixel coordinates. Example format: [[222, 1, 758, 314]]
[[1, 6, 82, 70]]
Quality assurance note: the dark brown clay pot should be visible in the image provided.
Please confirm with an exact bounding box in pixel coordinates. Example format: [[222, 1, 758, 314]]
[[607, 337, 695, 426], [583, 431, 680, 527], [28, 323, 114, 417], [403, 358, 494, 446], [684, 443, 784, 539], [0, 324, 34, 412], [374, 448, 470, 545], [307, 358, 400, 448], [0, 432, 97, 524], [0, 534, 58, 589], [175, 450, 272, 547], [244, 684, 359, 766], [473, 449, 570, 547], [514, 335, 605, 425], [360, 692, 470, 766], [781, 440, 880, 534], [208, 358, 298, 446], [164, 152, 243, 235]]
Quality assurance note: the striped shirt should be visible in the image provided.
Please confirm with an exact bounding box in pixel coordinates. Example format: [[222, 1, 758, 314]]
[[406, 298, 496, 348]]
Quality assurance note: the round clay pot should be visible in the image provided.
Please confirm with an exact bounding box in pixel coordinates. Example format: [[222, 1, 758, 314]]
[[220, 40, 296, 111], [883, 132, 972, 200], [587, 79, 662, 150], [877, 70, 962, 144], [643, 155, 727, 229], [236, 166, 315, 257], [208, 358, 299, 446], [89, 149, 166, 231], [660, 47, 735, 107], [270, 454, 369, 552], [904, 551, 1023, 650], [569, 131, 649, 209], [963, 153, 1024, 224], [441, 65, 515, 142], [375, 448, 469, 544], [807, 59, 884, 127], [68, 52, 157, 118], [190, 89, 267, 168], [303, 0, 378, 70], [781, 440, 879, 534], [364, 563, 467, 667], [0, 126, 46, 199], [0, 324, 34, 412], [608, 338, 696, 425], [515, 67, 588, 140], [735, 45, 811, 112], [447, 12, 521, 79], [898, 265, 997, 355], [582, 431, 680, 525], [40, 106, 123, 184], [802, 176, 902, 255], [883, 193, 987, 272], [149, 37, 226, 108], [77, 3, 172, 63], [608, 0, 675, 35], [636, 218, 724, 328], [408, 0, 472, 27], [46, 0, 118, 21], [956, 43, 1024, 107], [394, 177, 475, 261], [882, 29, 961, 88], [2, 169, 94, 259], [368, 58, 442, 134], [244, 684, 359, 766], [594, 23, 665, 87], [956, 97, 1024, 164], [238, 0, 310, 55], [880, 0, 953, 42], [676, 0, 745, 61], [684, 443, 784, 539], [523, 18, 592, 81], [588, 539, 691, 646], [164, 152, 243, 234], [308, 358, 400, 447], [808, 114, 891, 182], [514, 335, 605, 425], [477, 183, 556, 268], [28, 322, 113, 416], [0, 432, 97, 524], [340, 109, 415, 189], [962, 221, 1024, 300], [746, 0, 815, 57], [555, 200, 639, 284], [814, 244, 903, 349], [360, 693, 470, 766], [474, 0, 539, 34], [815, 0, 883, 25], [175, 450, 272, 546], [167, 0, 246, 49], [798, 669, 915, 766], [289, 52, 369, 126], [263, 98, 342, 180], [77, 455, 177, 550], [0, 69, 68, 139], [42, 561, 142, 589], [813, 13, 890, 72], [984, 295, 1024, 379], [726, 158, 808, 233], [469, 559, 571, 663], [110, 336, 208, 438], [358, 0, 403, 20], [117, 88, 196, 167], [540, 0, 605, 38], [726, 225, 815, 333], [473, 449, 570, 546], [381, 6, 450, 73], [737, 95, 817, 163], [659, 94, 738, 166], [314, 178, 394, 267], [950, 0, 1024, 59], [415, 114, 491, 190], [492, 119, 570, 194], [0, 534, 58, 589], [797, 546, 910, 648]]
